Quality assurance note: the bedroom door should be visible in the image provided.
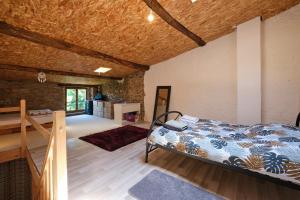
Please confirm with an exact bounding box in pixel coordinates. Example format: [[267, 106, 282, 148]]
[[66, 88, 87, 113]]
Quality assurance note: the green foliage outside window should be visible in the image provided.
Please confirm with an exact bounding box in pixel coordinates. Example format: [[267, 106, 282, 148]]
[[78, 89, 86, 110], [66, 88, 86, 112]]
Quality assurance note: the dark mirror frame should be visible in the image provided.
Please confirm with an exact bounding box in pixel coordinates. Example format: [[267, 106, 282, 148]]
[[152, 86, 171, 123]]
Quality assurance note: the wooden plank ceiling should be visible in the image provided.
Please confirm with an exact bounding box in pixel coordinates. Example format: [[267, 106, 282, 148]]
[[0, 0, 299, 84]]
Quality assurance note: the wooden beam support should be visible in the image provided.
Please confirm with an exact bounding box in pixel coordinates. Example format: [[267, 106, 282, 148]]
[[20, 99, 26, 157], [143, 0, 206, 46], [0, 64, 122, 80], [0, 21, 149, 71], [57, 83, 98, 87]]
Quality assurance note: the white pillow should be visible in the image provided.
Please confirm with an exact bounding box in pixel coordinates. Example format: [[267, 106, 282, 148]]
[[28, 109, 53, 116]]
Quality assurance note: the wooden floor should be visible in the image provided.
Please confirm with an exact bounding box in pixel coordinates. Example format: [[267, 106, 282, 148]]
[[28, 135, 300, 200]]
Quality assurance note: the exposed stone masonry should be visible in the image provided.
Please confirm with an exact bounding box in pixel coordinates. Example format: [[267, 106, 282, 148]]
[[102, 71, 145, 120], [0, 80, 65, 110], [0, 72, 145, 120]]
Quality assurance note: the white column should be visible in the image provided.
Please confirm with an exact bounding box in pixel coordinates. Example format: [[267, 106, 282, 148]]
[[237, 17, 262, 125]]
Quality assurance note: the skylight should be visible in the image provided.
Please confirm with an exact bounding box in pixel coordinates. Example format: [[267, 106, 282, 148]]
[[94, 67, 111, 73]]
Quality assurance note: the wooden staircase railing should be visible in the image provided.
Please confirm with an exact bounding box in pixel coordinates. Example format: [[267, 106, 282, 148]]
[[26, 111, 68, 200], [0, 100, 68, 200]]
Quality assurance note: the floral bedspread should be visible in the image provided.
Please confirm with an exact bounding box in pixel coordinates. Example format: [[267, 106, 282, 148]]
[[148, 119, 300, 185]]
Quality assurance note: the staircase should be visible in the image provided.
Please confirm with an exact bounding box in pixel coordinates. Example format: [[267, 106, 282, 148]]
[[0, 100, 68, 200]]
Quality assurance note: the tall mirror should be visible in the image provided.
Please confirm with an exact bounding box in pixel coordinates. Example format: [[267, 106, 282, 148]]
[[152, 86, 171, 123]]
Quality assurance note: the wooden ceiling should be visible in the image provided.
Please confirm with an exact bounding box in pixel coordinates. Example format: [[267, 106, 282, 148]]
[[0, 0, 299, 84]]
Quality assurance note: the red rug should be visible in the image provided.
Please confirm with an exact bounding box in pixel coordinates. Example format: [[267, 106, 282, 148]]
[[79, 125, 149, 151]]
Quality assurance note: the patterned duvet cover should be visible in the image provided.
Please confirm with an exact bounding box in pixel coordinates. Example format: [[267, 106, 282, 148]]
[[148, 119, 300, 185]]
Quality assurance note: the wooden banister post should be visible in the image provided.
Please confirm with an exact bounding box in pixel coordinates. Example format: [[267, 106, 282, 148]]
[[52, 111, 68, 200], [20, 99, 26, 157]]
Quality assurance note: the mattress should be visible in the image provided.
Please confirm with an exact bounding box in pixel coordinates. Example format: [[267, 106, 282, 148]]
[[149, 119, 300, 185], [0, 113, 53, 127]]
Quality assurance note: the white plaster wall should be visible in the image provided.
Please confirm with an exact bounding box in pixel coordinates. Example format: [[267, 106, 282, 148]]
[[144, 4, 300, 124], [237, 17, 262, 125], [144, 33, 237, 123], [262, 4, 300, 124]]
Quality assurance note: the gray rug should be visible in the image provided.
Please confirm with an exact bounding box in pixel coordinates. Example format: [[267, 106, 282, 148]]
[[129, 170, 224, 200]]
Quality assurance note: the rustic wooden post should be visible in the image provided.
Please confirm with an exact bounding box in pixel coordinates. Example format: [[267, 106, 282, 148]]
[[20, 99, 26, 157], [52, 111, 68, 200]]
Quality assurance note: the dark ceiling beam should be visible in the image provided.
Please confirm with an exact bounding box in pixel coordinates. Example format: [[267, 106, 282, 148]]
[[0, 21, 149, 71], [57, 83, 100, 87], [0, 64, 122, 80], [143, 0, 206, 46]]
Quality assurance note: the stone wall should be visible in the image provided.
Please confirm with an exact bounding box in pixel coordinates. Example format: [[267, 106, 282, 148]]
[[102, 71, 145, 120], [0, 72, 145, 118], [0, 80, 65, 110]]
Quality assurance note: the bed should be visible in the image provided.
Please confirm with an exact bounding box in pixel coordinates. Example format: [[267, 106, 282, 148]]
[[146, 111, 300, 190], [0, 111, 53, 135]]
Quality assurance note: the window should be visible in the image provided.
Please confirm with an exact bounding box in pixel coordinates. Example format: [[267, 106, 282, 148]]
[[66, 88, 87, 112]]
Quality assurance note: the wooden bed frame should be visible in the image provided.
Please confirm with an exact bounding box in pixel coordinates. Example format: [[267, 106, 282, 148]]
[[0, 110, 53, 135], [0, 122, 53, 135], [145, 111, 300, 190]]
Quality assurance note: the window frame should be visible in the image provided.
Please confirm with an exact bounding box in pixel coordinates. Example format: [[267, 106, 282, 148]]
[[65, 87, 87, 113]]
